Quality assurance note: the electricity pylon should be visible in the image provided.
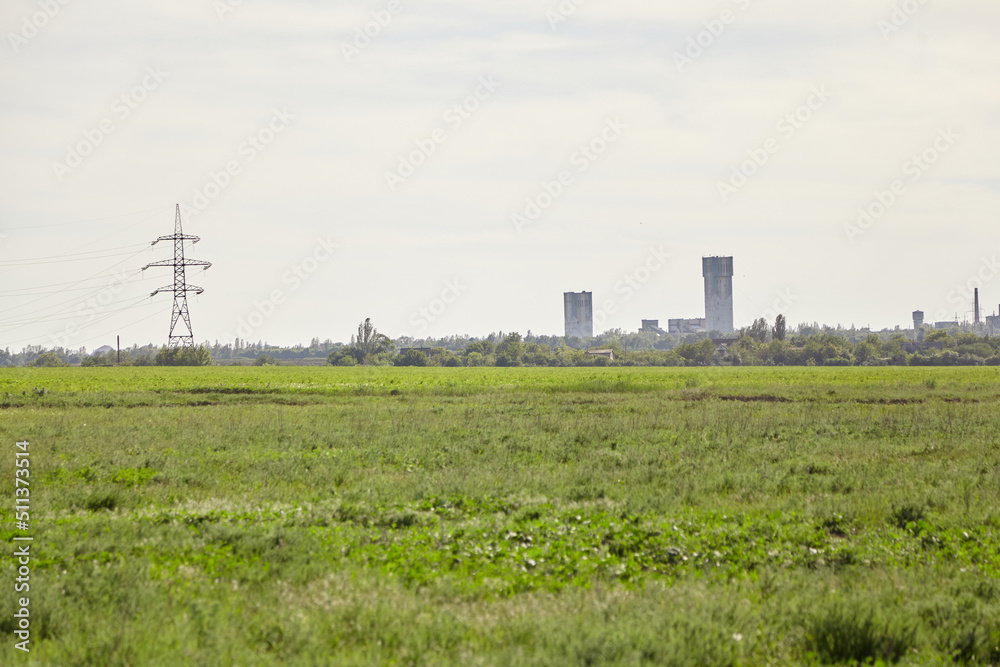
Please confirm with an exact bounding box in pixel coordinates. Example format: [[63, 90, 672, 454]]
[[142, 204, 211, 348]]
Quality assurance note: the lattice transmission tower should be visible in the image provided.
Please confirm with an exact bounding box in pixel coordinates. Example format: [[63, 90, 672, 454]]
[[142, 204, 212, 348]]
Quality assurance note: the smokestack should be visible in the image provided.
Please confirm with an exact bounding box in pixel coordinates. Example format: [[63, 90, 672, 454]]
[[975, 289, 980, 324]]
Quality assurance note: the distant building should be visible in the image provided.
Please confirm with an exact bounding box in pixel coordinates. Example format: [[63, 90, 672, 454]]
[[703, 256, 734, 333], [912, 311, 924, 329], [94, 345, 114, 355], [586, 349, 614, 360], [564, 292, 594, 338], [641, 319, 667, 335], [934, 321, 959, 329], [668, 318, 706, 334]]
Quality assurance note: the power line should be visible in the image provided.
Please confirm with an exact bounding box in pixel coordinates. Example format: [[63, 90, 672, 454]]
[[0, 248, 149, 267], [70, 305, 172, 348], [0, 270, 155, 295], [0, 294, 153, 327], [0, 242, 149, 265], [0, 247, 151, 320], [1, 204, 173, 231], [0, 301, 171, 349]]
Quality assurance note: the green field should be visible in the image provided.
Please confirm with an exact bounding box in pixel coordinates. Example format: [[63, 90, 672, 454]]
[[2, 367, 999, 665]]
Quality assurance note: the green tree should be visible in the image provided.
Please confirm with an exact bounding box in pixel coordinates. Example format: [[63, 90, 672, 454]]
[[747, 317, 770, 343], [427, 348, 461, 367], [774, 314, 787, 342], [395, 349, 429, 367], [350, 318, 393, 365], [676, 339, 715, 366], [854, 340, 880, 365], [925, 330, 951, 344], [495, 332, 524, 367], [254, 354, 277, 366], [31, 352, 67, 367], [465, 340, 495, 356], [327, 350, 357, 366], [155, 346, 212, 366]]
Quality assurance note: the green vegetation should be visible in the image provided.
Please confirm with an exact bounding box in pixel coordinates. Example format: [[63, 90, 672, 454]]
[[2, 366, 999, 664]]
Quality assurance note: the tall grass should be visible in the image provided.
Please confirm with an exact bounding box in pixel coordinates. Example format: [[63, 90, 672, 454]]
[[1, 366, 999, 664]]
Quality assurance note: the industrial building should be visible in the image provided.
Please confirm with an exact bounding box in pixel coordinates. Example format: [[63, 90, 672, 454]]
[[564, 291, 594, 338], [912, 311, 924, 329], [641, 319, 667, 335], [668, 318, 706, 335], [703, 256, 734, 333]]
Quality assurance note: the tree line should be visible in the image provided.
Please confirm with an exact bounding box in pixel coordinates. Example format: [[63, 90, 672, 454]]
[[6, 316, 999, 368]]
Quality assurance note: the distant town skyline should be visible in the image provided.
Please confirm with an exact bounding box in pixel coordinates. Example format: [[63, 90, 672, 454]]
[[2, 1, 998, 349]]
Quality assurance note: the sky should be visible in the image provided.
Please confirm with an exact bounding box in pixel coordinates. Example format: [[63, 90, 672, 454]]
[[1, 0, 998, 350]]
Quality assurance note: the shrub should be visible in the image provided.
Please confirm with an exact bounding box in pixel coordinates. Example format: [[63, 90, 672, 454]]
[[155, 346, 212, 366], [31, 352, 67, 367], [395, 349, 429, 367], [254, 354, 277, 366]]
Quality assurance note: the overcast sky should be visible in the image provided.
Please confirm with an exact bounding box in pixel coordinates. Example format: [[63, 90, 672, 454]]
[[1, 0, 998, 350]]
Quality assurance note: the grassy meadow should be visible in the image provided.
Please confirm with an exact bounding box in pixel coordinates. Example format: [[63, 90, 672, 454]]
[[2, 366, 999, 665]]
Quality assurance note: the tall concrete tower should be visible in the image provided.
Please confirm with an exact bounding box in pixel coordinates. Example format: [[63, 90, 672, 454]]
[[703, 256, 734, 333], [564, 292, 594, 338]]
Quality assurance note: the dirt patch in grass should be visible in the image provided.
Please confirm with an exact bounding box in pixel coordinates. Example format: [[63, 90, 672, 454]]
[[718, 395, 792, 403]]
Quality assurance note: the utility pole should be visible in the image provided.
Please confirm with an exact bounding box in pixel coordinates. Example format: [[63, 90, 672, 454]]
[[143, 205, 211, 348]]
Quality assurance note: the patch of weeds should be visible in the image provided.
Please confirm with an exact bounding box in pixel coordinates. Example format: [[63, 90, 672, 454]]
[[378, 509, 424, 528], [84, 492, 118, 512], [891, 503, 927, 530], [819, 513, 851, 538], [112, 467, 157, 487], [335, 501, 370, 526], [515, 506, 543, 523], [568, 483, 606, 502], [805, 601, 916, 664]]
